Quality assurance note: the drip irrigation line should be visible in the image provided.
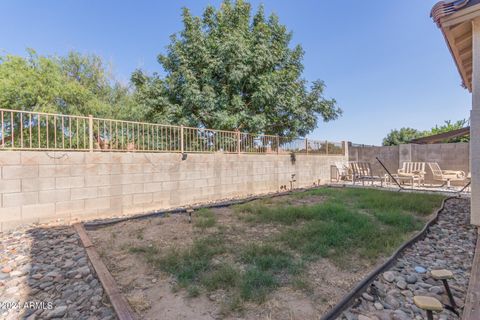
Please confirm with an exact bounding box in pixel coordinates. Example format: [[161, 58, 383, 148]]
[[83, 186, 320, 230], [320, 196, 455, 320], [81, 183, 458, 319]]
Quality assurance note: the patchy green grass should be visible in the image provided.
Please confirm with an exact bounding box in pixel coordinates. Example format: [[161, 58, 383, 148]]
[[235, 188, 443, 262], [240, 267, 277, 302], [128, 245, 159, 264], [201, 264, 239, 291], [187, 285, 201, 298], [129, 237, 302, 310], [240, 244, 292, 271], [160, 235, 226, 286], [193, 208, 217, 230], [129, 188, 444, 313]]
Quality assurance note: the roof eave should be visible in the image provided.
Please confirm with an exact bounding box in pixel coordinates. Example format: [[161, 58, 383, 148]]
[[438, 21, 471, 91], [431, 1, 480, 92]]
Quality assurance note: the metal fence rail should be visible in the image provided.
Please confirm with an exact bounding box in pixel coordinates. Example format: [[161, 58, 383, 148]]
[[0, 108, 345, 155], [350, 143, 379, 148]]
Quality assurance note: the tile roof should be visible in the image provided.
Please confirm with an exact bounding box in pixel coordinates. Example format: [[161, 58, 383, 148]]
[[431, 0, 471, 25]]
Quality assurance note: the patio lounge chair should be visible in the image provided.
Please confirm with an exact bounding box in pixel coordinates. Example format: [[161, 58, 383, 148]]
[[427, 162, 466, 188], [333, 161, 351, 182], [350, 162, 383, 186], [396, 162, 426, 186]]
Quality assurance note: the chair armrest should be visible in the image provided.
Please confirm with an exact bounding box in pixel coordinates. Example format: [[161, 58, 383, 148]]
[[412, 170, 426, 176], [442, 170, 466, 178]]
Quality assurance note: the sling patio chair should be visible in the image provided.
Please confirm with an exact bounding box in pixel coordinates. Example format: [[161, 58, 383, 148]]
[[349, 161, 383, 187], [427, 162, 467, 188]]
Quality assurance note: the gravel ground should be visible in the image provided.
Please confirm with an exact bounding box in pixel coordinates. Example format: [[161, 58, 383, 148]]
[[0, 225, 116, 320], [0, 196, 476, 320], [340, 197, 477, 320]]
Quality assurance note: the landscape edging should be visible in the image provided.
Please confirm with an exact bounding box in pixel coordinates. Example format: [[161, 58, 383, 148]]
[[81, 185, 457, 319], [320, 195, 457, 320]]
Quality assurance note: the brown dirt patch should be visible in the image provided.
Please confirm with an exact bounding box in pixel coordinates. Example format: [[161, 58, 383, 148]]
[[87, 192, 373, 319], [251, 193, 326, 208]]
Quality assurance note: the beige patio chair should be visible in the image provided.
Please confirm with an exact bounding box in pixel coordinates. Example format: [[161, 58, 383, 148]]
[[427, 162, 466, 188], [333, 161, 351, 181], [349, 162, 383, 186], [397, 162, 426, 186]]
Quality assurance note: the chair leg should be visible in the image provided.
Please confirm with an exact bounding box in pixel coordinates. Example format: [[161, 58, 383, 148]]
[[442, 279, 457, 309], [426, 310, 433, 320]]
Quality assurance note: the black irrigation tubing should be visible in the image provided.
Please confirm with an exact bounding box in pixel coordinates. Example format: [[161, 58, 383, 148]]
[[83, 186, 322, 230], [83, 184, 461, 319], [320, 195, 456, 320]]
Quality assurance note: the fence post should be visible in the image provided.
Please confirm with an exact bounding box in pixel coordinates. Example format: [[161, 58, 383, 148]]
[[236, 130, 241, 154], [326, 140, 329, 155], [180, 125, 184, 154], [305, 138, 308, 155], [88, 115, 93, 152], [276, 135, 279, 154], [343, 141, 349, 159]]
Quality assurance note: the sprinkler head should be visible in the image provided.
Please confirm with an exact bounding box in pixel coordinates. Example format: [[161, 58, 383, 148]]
[[186, 208, 194, 223]]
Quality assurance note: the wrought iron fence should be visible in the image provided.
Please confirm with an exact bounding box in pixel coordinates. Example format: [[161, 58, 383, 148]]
[[350, 143, 379, 148], [0, 108, 345, 155]]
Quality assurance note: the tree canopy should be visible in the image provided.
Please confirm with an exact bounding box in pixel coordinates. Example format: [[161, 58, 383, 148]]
[[0, 49, 145, 121], [428, 119, 469, 143], [1, 1, 340, 138], [382, 128, 423, 146], [382, 119, 469, 146], [132, 0, 341, 137]]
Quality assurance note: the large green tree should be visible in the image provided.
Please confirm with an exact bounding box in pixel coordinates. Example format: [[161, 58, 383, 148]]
[[382, 119, 469, 146], [132, 0, 341, 137], [382, 127, 423, 146], [0, 49, 144, 120]]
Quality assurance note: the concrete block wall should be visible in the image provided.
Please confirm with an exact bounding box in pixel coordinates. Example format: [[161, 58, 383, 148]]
[[349, 145, 400, 176], [348, 143, 469, 185], [411, 143, 469, 184], [0, 151, 345, 231]]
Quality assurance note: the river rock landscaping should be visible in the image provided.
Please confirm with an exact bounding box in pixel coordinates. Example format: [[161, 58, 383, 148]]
[[0, 190, 474, 320], [0, 225, 115, 320], [341, 197, 477, 320]]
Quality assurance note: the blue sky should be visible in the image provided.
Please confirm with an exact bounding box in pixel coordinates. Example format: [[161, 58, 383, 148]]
[[0, 1, 471, 145]]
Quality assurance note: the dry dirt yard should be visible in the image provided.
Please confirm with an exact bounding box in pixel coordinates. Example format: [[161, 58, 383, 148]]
[[87, 188, 444, 320]]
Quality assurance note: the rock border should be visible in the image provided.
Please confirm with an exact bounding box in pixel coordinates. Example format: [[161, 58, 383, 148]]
[[320, 195, 457, 320]]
